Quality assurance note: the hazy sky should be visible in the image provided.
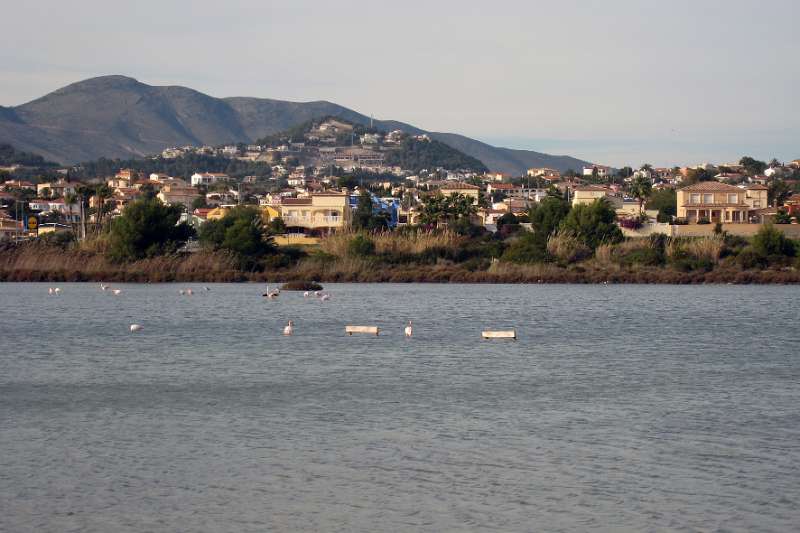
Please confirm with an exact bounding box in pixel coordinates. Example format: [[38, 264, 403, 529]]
[[1, 0, 798, 166]]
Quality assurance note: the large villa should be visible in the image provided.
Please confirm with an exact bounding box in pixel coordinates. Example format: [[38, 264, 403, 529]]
[[676, 182, 768, 223]]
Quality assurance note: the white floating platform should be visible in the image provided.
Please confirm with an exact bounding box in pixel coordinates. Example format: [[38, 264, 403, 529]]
[[482, 330, 517, 340], [346, 325, 380, 336]]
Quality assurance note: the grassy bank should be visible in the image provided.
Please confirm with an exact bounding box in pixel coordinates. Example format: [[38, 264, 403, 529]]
[[2, 239, 799, 284]]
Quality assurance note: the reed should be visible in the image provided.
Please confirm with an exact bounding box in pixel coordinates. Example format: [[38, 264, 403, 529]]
[[318, 229, 462, 257], [546, 232, 592, 263], [667, 236, 724, 264]]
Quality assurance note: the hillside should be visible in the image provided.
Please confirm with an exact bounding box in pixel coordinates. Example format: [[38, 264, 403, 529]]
[[0, 75, 591, 174]]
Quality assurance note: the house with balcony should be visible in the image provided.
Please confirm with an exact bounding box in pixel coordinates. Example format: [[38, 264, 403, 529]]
[[439, 182, 481, 203], [676, 182, 762, 223], [582, 165, 612, 179], [190, 172, 232, 187], [279, 192, 350, 235], [36, 180, 76, 198]]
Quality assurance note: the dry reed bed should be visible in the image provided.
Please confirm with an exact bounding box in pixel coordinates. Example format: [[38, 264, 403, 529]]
[[2, 239, 799, 284], [318, 230, 463, 257]]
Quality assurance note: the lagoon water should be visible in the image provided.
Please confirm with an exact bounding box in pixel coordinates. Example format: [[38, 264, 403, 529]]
[[1, 282, 799, 532]]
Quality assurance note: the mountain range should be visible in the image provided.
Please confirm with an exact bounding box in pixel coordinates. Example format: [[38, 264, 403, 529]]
[[0, 75, 591, 174]]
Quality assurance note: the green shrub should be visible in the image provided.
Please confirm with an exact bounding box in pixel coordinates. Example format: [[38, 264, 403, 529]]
[[558, 198, 623, 249], [737, 247, 766, 269], [108, 197, 194, 262], [348, 234, 376, 256], [501, 232, 549, 263], [752, 223, 795, 257]]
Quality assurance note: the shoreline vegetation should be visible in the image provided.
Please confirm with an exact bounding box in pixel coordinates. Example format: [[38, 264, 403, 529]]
[[3, 231, 800, 284], [4, 192, 800, 285]]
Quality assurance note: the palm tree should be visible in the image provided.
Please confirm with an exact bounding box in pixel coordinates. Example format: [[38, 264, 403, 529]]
[[63, 191, 81, 238], [629, 175, 653, 215], [93, 184, 112, 231]]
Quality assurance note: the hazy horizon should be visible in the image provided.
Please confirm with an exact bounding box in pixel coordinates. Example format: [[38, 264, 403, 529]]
[[2, 0, 798, 168]]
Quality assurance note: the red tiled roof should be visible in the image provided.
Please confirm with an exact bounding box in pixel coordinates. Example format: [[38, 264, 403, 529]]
[[440, 183, 480, 190], [573, 185, 610, 192], [680, 182, 741, 192], [282, 198, 312, 205]]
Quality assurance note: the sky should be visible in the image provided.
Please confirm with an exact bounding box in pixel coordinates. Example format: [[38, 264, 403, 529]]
[[1, 0, 798, 167]]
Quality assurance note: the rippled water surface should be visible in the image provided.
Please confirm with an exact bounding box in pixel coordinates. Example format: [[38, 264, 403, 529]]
[[1, 282, 799, 532]]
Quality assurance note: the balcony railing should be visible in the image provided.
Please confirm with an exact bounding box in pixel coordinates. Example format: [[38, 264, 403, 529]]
[[283, 215, 342, 226]]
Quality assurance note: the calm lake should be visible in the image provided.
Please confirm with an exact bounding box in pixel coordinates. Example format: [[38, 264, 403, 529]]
[[1, 282, 799, 532]]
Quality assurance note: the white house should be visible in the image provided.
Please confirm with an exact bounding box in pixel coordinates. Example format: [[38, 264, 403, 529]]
[[191, 172, 231, 187], [582, 165, 612, 179]]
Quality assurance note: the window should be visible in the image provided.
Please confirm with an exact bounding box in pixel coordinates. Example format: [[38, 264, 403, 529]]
[[703, 193, 714, 204], [753, 201, 761, 208], [728, 193, 739, 204], [690, 193, 701, 204]]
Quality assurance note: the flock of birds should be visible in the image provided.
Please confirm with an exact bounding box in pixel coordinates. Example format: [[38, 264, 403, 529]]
[[263, 286, 331, 302], [46, 284, 414, 337]]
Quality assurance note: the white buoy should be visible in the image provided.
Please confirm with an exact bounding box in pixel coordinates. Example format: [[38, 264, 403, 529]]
[[130, 324, 143, 332], [112, 289, 122, 295], [346, 325, 379, 336], [283, 320, 294, 336], [482, 330, 517, 340], [404, 321, 413, 338]]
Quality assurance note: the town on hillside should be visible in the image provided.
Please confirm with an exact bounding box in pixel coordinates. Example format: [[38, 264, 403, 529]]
[[2, 126, 800, 243]]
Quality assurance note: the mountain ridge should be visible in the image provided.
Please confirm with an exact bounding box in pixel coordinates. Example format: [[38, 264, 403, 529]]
[[0, 75, 591, 173]]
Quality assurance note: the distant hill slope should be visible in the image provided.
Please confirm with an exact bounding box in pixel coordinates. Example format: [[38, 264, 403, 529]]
[[0, 75, 591, 173]]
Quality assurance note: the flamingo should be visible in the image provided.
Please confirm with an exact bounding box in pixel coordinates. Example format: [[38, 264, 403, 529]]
[[283, 320, 294, 336], [263, 285, 280, 299], [404, 321, 413, 338], [130, 324, 143, 332]]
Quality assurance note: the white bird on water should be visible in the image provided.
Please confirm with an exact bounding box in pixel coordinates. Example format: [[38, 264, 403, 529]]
[[303, 291, 310, 298], [48, 287, 54, 295], [283, 320, 294, 336], [130, 324, 143, 332], [178, 289, 185, 295], [53, 287, 61, 294], [264, 285, 280, 299], [404, 321, 413, 338], [100, 283, 108, 291], [112, 289, 122, 295], [319, 293, 330, 302], [186, 289, 193, 296]]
